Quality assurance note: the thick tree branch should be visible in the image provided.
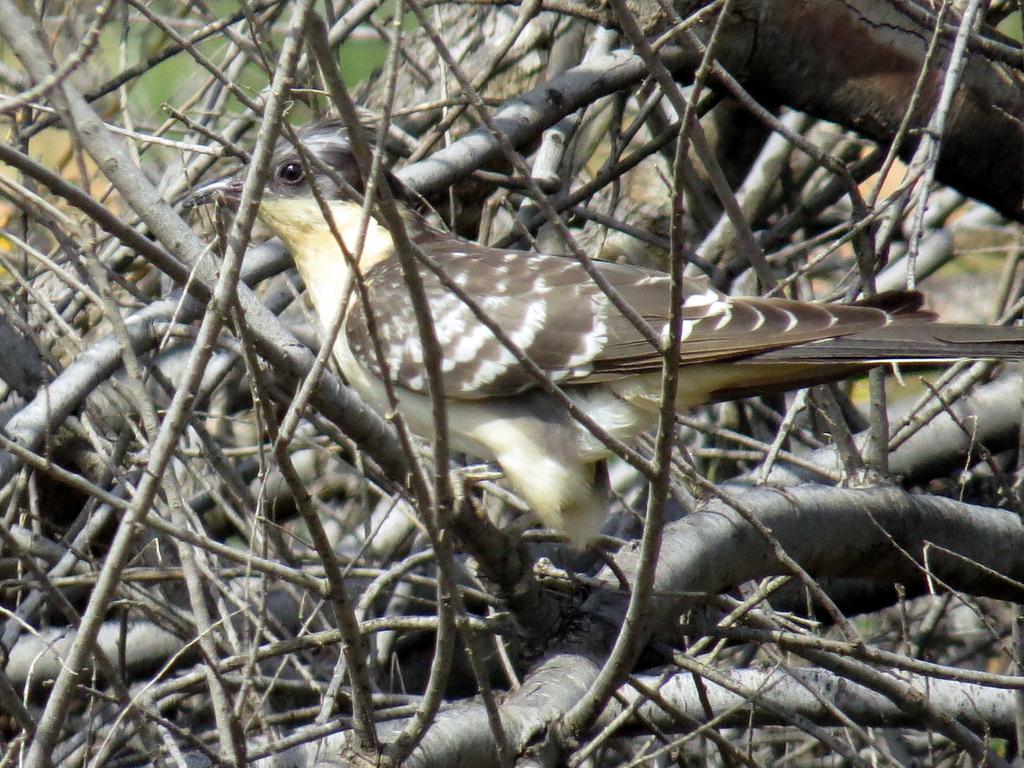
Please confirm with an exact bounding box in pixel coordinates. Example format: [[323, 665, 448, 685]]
[[593, 0, 1024, 220], [177, 485, 1024, 765]]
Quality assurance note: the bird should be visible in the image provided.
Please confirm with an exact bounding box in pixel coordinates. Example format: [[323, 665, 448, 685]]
[[190, 121, 1024, 544]]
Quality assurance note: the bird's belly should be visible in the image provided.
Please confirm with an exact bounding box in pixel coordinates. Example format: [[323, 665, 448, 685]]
[[564, 386, 657, 461]]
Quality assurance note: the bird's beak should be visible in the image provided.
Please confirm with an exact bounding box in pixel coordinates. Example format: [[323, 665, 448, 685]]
[[184, 174, 245, 209]]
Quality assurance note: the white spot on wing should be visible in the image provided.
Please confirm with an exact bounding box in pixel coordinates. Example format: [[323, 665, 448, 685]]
[[683, 288, 721, 307], [452, 326, 490, 362], [564, 296, 607, 367], [386, 336, 422, 366], [434, 308, 466, 344], [464, 353, 516, 389], [663, 317, 699, 344], [749, 306, 765, 331], [509, 298, 548, 350], [712, 300, 733, 330], [454, 296, 551, 391]]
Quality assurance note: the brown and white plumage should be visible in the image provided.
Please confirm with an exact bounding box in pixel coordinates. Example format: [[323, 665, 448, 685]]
[[192, 122, 1024, 543]]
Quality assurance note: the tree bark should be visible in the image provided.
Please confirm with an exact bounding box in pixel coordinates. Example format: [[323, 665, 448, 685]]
[[596, 0, 1024, 220]]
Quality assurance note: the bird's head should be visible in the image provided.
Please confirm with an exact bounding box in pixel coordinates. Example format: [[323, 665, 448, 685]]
[[189, 120, 371, 203], [189, 121, 405, 272]]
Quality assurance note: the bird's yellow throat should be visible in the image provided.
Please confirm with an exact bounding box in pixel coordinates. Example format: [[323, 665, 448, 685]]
[[258, 197, 396, 276]]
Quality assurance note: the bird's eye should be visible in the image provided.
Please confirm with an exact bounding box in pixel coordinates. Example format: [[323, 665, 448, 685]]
[[277, 161, 304, 185]]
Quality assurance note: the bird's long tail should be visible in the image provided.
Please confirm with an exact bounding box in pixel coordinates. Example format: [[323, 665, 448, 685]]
[[686, 292, 1024, 404], [750, 321, 1024, 364]]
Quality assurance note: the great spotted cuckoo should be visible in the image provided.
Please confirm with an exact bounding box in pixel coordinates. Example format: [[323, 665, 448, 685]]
[[191, 121, 1024, 543]]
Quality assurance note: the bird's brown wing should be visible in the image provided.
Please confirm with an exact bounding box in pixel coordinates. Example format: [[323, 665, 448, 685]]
[[345, 245, 619, 397], [590, 270, 933, 376], [343, 242, 956, 398]]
